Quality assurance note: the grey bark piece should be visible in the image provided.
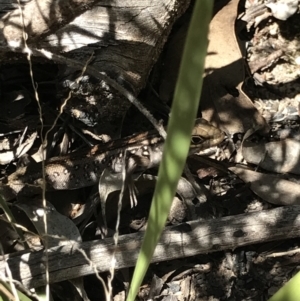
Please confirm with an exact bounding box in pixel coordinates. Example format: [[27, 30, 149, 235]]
[[0, 0, 190, 136], [1, 206, 300, 288], [1, 0, 190, 90]]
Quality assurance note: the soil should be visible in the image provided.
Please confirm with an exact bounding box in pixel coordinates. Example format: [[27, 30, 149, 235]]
[[1, 0, 300, 300]]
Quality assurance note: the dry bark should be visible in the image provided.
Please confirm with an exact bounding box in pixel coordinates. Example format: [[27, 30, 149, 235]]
[[0, 0, 190, 93], [0, 0, 190, 136], [1, 206, 300, 289]]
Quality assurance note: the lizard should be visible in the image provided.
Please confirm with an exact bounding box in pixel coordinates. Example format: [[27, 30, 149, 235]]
[[0, 119, 224, 202]]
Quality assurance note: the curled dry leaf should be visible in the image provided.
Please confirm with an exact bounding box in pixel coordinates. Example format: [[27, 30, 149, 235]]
[[15, 199, 81, 248], [229, 166, 300, 206], [0, 132, 37, 165], [242, 138, 300, 175], [14, 200, 90, 300], [201, 0, 268, 134]]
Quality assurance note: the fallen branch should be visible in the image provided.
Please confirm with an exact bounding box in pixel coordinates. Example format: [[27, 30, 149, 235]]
[[1, 206, 300, 288]]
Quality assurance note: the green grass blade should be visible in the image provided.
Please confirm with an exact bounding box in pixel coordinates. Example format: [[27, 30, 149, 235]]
[[126, 1, 213, 300], [268, 272, 300, 301]]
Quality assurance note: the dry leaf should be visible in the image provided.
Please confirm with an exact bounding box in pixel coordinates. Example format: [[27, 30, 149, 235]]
[[15, 200, 81, 248], [0, 132, 37, 165], [229, 166, 300, 205], [15, 200, 89, 299], [242, 138, 300, 174], [201, 0, 268, 134]]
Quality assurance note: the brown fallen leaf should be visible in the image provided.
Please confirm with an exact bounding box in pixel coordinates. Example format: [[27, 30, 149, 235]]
[[229, 166, 300, 205], [14, 199, 89, 300], [15, 199, 81, 247], [201, 0, 268, 134], [242, 138, 300, 175]]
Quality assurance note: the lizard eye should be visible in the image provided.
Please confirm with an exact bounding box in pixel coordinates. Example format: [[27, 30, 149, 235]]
[[191, 135, 205, 144]]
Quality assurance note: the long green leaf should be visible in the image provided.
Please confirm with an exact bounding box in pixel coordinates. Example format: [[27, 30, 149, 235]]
[[126, 1, 213, 300], [268, 272, 300, 301]]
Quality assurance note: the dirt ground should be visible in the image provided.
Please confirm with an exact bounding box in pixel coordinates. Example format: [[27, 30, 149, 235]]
[[1, 0, 300, 300]]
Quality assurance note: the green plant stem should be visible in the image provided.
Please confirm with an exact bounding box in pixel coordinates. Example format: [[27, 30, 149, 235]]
[[126, 1, 213, 300]]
